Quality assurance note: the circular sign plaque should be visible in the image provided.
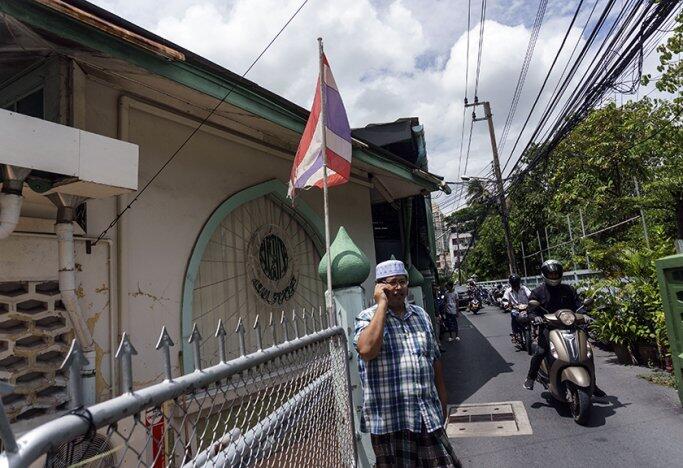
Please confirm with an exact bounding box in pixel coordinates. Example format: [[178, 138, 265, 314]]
[[247, 224, 299, 306]]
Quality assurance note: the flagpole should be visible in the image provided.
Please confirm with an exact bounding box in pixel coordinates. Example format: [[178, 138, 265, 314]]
[[318, 37, 336, 326]]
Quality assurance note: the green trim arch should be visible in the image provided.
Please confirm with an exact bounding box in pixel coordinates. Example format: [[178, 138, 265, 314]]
[[180, 179, 324, 372]]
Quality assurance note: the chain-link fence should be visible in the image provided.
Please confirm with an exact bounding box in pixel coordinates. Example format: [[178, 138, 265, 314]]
[[0, 311, 356, 467]]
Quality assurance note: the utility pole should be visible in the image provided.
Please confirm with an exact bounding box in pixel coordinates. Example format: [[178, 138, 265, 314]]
[[466, 100, 516, 275]]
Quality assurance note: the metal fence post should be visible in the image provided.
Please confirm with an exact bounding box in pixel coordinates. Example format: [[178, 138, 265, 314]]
[[633, 177, 651, 249], [579, 208, 591, 269], [0, 382, 17, 453], [115, 332, 138, 394], [537, 230, 544, 263], [61, 339, 89, 409], [567, 215, 579, 283]]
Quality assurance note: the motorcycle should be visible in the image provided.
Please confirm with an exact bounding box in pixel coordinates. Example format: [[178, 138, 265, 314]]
[[468, 297, 481, 314], [501, 296, 510, 312], [529, 298, 596, 425], [512, 304, 532, 355]]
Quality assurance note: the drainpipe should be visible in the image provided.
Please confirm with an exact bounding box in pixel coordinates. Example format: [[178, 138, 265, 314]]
[[47, 193, 97, 406], [0, 165, 30, 239]]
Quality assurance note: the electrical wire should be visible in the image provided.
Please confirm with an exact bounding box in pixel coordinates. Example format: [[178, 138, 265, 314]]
[[498, 0, 548, 156], [92, 0, 310, 245]]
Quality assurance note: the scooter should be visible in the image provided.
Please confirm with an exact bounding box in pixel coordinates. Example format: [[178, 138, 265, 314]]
[[511, 304, 532, 355], [501, 297, 510, 312], [469, 298, 481, 314], [529, 298, 596, 425]]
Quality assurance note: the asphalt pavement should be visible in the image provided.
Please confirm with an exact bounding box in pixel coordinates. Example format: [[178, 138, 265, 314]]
[[441, 304, 683, 468]]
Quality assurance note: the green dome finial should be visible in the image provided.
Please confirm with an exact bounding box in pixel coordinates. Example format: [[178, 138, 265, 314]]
[[318, 227, 371, 288], [408, 263, 424, 286]]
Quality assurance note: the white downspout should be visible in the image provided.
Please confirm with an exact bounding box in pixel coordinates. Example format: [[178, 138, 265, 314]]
[[0, 165, 30, 239], [55, 220, 97, 406], [0, 193, 22, 239], [47, 191, 98, 407]]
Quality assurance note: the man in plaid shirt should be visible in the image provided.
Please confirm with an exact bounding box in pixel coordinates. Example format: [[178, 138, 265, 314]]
[[354, 260, 460, 467]]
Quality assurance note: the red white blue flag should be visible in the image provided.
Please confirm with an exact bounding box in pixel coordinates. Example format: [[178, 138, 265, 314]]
[[288, 54, 352, 199]]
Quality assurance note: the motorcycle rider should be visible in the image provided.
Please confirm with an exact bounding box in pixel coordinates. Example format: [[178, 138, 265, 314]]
[[467, 279, 479, 300], [504, 274, 531, 342], [523, 260, 607, 398]]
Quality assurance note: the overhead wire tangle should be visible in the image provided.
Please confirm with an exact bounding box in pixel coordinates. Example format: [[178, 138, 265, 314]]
[[504, 0, 622, 177], [525, 0, 663, 162], [504, 0, 680, 197], [501, 0, 587, 175], [505, 0, 637, 180], [502, 0, 602, 175], [91, 0, 310, 245]]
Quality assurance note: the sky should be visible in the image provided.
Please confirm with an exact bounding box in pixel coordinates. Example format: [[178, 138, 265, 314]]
[[89, 0, 669, 214]]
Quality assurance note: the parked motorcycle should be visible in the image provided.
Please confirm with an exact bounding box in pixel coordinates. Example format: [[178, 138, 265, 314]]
[[501, 296, 510, 312], [469, 298, 481, 314], [512, 304, 532, 355], [529, 298, 596, 425]]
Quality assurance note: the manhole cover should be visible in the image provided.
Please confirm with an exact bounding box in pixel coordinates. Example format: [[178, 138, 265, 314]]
[[445, 401, 532, 438]]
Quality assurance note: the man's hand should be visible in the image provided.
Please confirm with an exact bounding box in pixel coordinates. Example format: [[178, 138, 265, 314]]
[[373, 283, 389, 308]]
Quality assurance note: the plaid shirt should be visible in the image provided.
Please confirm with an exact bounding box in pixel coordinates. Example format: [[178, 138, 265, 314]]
[[353, 303, 443, 435]]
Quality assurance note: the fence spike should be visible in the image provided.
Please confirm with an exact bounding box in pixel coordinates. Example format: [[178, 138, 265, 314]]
[[61, 339, 89, 408], [115, 332, 138, 393], [189, 323, 203, 371], [302, 308, 310, 335], [319, 305, 325, 330], [292, 309, 300, 339], [0, 381, 17, 453], [215, 319, 228, 363], [236, 317, 246, 356], [269, 312, 277, 345], [253, 315, 263, 351], [280, 310, 290, 342], [155, 326, 175, 381]]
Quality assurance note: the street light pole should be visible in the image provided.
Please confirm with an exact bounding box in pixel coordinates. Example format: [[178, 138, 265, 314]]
[[465, 100, 517, 275]]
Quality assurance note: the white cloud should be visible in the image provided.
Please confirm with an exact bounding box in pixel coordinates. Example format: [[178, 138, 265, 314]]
[[90, 0, 669, 214]]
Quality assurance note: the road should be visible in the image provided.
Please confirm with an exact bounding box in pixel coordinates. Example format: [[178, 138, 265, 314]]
[[441, 304, 683, 468]]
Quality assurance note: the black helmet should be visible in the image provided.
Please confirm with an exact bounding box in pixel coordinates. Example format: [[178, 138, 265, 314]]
[[541, 260, 563, 286], [508, 274, 521, 288]]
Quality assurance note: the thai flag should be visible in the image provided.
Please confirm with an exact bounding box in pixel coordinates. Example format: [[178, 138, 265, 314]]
[[288, 54, 352, 199]]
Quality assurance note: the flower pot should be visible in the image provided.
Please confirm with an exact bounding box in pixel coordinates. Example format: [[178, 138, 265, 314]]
[[635, 344, 659, 366], [663, 354, 674, 373], [612, 343, 637, 365]]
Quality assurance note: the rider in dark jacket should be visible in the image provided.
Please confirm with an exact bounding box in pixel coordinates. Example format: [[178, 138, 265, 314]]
[[523, 260, 607, 397]]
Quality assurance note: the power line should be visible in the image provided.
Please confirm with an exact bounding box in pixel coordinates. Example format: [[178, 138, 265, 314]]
[[498, 0, 548, 156], [473, 0, 488, 99], [501, 0, 586, 174], [92, 0, 310, 245], [504, 0, 676, 185]]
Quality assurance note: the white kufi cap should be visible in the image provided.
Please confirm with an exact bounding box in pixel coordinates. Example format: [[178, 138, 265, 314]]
[[375, 260, 408, 281]]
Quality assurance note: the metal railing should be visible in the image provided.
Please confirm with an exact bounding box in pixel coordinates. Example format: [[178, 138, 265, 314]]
[[477, 269, 602, 290], [0, 310, 357, 467]]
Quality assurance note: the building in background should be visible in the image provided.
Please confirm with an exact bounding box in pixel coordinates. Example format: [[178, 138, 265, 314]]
[[449, 231, 473, 276], [0, 0, 449, 430]]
